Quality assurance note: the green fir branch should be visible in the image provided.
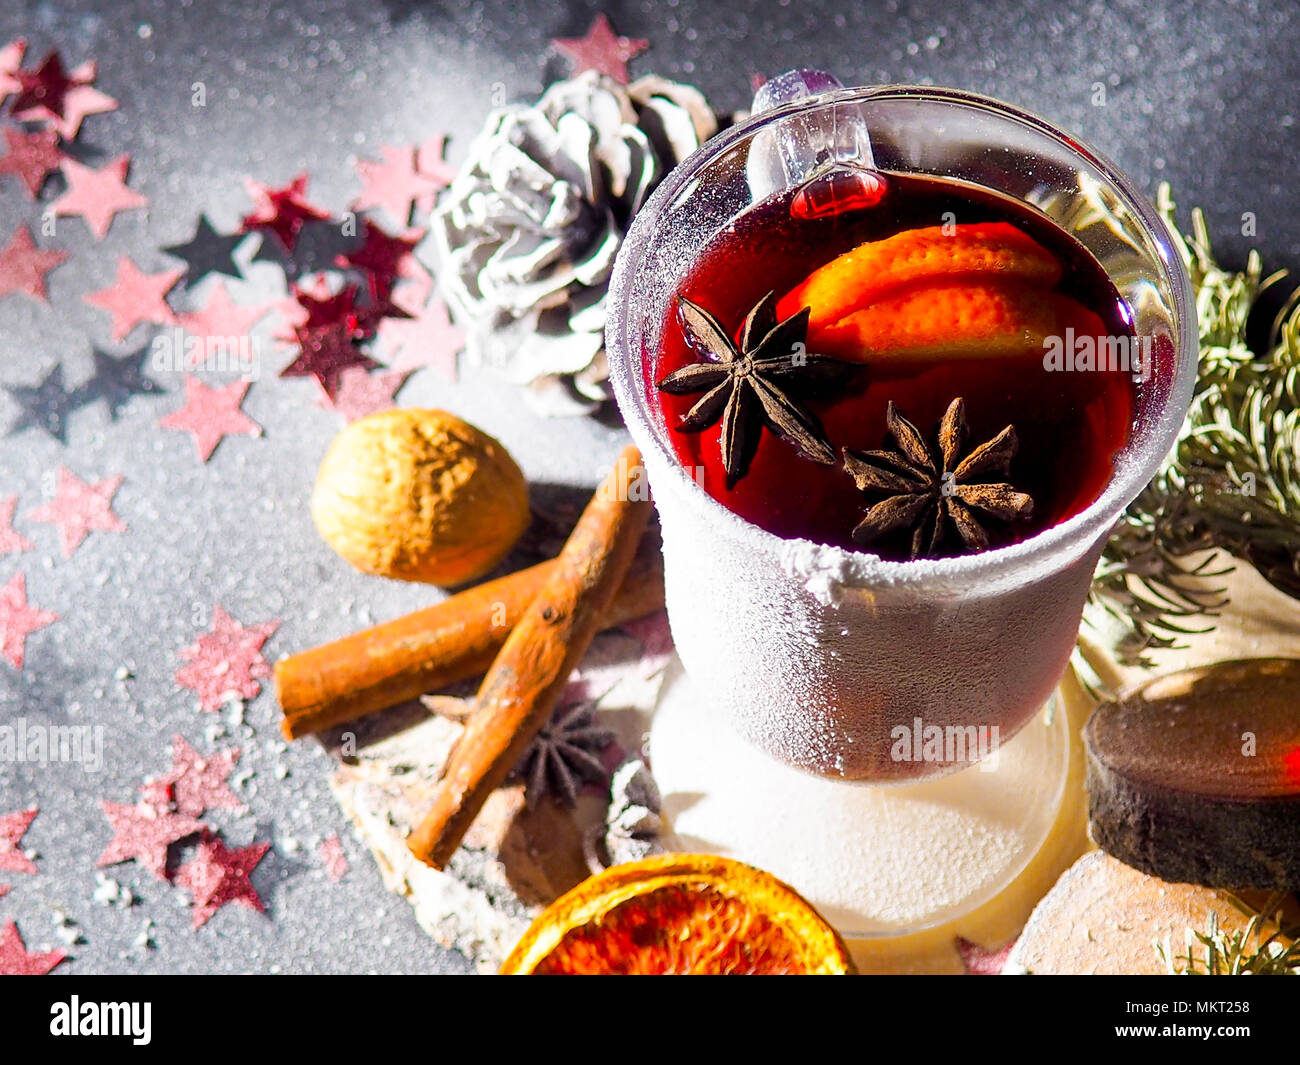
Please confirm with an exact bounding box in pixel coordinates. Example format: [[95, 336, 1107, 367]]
[[1155, 895, 1300, 976], [1079, 183, 1300, 684]]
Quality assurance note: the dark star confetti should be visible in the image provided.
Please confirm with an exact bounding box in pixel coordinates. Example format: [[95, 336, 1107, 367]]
[[161, 214, 248, 285], [74, 344, 167, 421], [6, 363, 88, 444]]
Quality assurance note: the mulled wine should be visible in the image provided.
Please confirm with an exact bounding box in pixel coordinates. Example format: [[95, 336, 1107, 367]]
[[650, 172, 1163, 560]]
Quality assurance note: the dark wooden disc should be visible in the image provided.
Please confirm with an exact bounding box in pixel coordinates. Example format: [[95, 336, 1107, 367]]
[[1084, 657, 1300, 890]]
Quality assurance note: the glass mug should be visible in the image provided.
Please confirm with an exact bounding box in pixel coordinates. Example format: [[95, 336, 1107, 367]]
[[606, 73, 1198, 782]]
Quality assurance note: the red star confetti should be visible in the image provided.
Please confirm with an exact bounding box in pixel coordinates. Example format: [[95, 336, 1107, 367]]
[[292, 280, 373, 335], [552, 14, 648, 84], [0, 126, 64, 199], [377, 292, 463, 377], [335, 219, 424, 303], [26, 467, 126, 558], [0, 920, 65, 976], [0, 807, 38, 874], [11, 52, 117, 139], [0, 885, 8, 900], [315, 366, 408, 422], [140, 736, 244, 818], [51, 155, 147, 240], [319, 835, 348, 881], [0, 224, 69, 303], [266, 275, 326, 343], [97, 800, 205, 880], [0, 38, 26, 104], [0, 496, 32, 557], [178, 282, 269, 368], [415, 134, 457, 196], [175, 605, 279, 711], [353, 144, 440, 227], [242, 173, 330, 251], [159, 376, 262, 462], [0, 573, 57, 670], [285, 321, 379, 400], [175, 835, 269, 928], [955, 936, 1017, 975], [83, 257, 181, 341]]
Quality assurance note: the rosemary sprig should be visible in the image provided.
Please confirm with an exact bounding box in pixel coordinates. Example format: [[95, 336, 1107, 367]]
[[1078, 183, 1300, 683], [1155, 894, 1300, 975]]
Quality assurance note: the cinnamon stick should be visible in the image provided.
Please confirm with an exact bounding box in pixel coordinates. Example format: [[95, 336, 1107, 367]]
[[407, 445, 652, 870], [275, 545, 663, 740]]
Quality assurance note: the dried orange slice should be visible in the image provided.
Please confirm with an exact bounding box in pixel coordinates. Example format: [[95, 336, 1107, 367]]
[[500, 853, 855, 975]]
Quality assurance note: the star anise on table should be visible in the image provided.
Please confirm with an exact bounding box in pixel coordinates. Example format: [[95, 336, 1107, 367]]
[[656, 291, 851, 487], [842, 397, 1034, 559], [516, 704, 616, 809]]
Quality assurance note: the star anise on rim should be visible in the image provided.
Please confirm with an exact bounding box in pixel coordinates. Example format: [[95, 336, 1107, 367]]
[[842, 397, 1034, 559], [656, 291, 852, 487]]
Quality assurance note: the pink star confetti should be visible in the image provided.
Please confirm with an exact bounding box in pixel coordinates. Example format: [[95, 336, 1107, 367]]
[[955, 936, 1017, 975], [0, 224, 69, 303], [552, 14, 648, 84], [0, 38, 27, 105], [26, 467, 126, 558], [0, 126, 64, 199], [314, 366, 409, 422], [51, 155, 147, 240], [319, 835, 348, 881], [10, 52, 117, 139], [353, 144, 440, 227], [377, 292, 463, 377], [0, 920, 65, 976], [83, 257, 181, 341], [242, 173, 330, 251], [0, 573, 57, 670], [140, 736, 244, 818], [178, 280, 269, 358], [415, 134, 457, 196], [0, 496, 31, 557], [175, 605, 279, 712], [159, 376, 262, 462], [0, 885, 8, 900], [0, 807, 38, 875], [175, 835, 269, 928], [96, 800, 205, 880]]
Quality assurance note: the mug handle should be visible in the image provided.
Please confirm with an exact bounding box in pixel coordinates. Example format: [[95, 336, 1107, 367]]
[[748, 69, 886, 220]]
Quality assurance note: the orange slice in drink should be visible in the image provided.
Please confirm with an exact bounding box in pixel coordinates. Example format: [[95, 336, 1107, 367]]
[[812, 280, 1107, 364], [776, 221, 1063, 331], [500, 853, 855, 975]]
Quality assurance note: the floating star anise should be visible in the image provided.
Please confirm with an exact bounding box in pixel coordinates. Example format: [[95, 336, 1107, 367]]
[[842, 397, 1034, 559], [656, 291, 850, 487], [517, 704, 616, 809]]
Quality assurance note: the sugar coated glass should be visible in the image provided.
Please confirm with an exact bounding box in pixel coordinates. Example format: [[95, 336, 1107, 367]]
[[606, 80, 1198, 782]]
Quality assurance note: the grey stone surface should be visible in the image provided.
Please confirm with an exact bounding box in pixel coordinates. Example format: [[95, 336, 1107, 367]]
[[0, 0, 1295, 974]]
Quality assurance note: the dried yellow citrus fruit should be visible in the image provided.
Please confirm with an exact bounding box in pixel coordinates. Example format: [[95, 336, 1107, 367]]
[[501, 853, 855, 975], [311, 408, 529, 587]]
